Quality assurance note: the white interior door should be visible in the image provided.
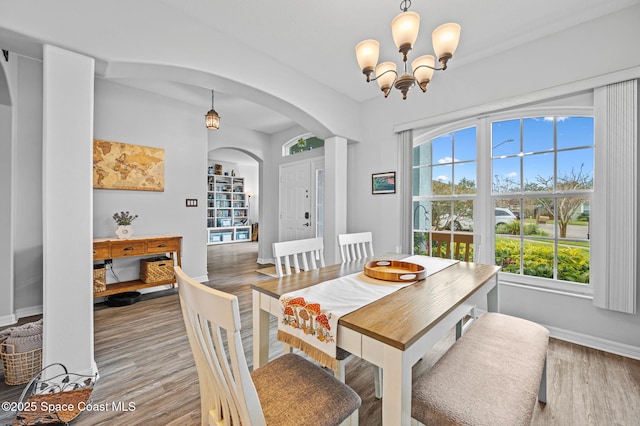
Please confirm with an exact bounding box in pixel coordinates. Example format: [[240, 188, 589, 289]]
[[279, 162, 313, 242]]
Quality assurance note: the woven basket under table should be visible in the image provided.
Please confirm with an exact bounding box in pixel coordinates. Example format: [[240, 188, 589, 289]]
[[140, 256, 175, 283], [93, 264, 107, 293]]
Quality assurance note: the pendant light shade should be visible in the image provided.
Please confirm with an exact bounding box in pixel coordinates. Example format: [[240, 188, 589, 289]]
[[205, 90, 220, 130]]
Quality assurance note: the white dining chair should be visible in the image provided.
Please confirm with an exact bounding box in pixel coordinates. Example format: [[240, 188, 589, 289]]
[[337, 232, 374, 262], [336, 231, 384, 398], [175, 266, 361, 426], [272, 237, 325, 277], [271, 237, 360, 387]]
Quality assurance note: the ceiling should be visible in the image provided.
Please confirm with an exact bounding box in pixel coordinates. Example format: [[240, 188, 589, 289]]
[[1, 0, 638, 136]]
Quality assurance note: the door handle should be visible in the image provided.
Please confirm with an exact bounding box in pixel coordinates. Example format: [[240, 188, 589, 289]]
[[303, 222, 310, 227]]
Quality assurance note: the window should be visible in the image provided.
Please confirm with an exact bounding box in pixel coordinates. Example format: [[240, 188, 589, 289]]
[[412, 112, 594, 289], [283, 133, 325, 156], [492, 116, 593, 285], [413, 126, 477, 261]]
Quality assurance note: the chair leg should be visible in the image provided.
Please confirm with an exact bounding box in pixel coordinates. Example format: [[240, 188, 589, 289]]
[[373, 366, 382, 399], [334, 359, 346, 383], [339, 409, 359, 426], [538, 357, 548, 403]]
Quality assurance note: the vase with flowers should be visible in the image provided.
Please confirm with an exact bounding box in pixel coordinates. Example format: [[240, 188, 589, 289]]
[[113, 211, 138, 239]]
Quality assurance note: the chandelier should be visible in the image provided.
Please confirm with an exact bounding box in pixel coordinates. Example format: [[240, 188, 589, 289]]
[[205, 89, 220, 130], [355, 0, 461, 100]]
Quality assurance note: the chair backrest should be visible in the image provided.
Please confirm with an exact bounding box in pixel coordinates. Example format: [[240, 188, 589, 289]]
[[430, 231, 473, 262], [175, 266, 266, 426], [272, 237, 325, 277], [337, 232, 374, 263]]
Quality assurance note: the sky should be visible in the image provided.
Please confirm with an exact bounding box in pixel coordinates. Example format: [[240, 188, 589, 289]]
[[417, 116, 594, 192]]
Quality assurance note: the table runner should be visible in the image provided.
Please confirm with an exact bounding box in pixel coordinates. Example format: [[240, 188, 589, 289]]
[[277, 255, 458, 369]]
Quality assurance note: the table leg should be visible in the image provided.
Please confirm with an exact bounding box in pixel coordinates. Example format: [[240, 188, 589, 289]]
[[487, 274, 499, 312], [381, 345, 412, 425], [252, 290, 270, 369]]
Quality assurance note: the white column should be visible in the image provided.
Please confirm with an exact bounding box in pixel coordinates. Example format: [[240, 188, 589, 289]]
[[592, 79, 637, 314], [324, 136, 347, 264], [42, 45, 96, 375]]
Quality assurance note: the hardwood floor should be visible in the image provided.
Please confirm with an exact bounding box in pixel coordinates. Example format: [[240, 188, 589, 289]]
[[1, 241, 639, 425]]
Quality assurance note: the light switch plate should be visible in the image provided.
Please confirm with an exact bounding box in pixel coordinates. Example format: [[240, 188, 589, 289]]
[[186, 199, 198, 207]]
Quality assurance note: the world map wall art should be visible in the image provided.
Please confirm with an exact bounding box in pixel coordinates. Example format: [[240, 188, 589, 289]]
[[93, 140, 165, 191]]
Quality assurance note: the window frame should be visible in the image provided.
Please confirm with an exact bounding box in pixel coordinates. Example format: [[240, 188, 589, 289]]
[[282, 133, 325, 157], [412, 120, 478, 261], [412, 107, 595, 295]]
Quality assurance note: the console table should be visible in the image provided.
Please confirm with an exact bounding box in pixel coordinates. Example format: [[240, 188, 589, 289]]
[[93, 235, 182, 297]]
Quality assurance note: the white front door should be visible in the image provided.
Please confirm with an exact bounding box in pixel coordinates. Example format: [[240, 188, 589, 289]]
[[280, 161, 315, 242]]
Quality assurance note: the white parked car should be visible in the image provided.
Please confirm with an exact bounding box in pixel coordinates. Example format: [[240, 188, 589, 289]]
[[495, 207, 519, 227], [435, 207, 518, 230]]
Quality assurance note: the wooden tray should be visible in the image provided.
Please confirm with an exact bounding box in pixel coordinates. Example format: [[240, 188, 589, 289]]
[[364, 260, 426, 282]]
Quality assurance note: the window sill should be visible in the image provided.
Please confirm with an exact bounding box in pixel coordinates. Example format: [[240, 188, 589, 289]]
[[498, 271, 593, 298]]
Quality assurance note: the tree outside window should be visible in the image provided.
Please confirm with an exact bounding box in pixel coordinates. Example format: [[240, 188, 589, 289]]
[[492, 116, 593, 284]]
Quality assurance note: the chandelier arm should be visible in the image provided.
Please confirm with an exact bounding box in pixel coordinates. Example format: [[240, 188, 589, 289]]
[[412, 64, 446, 76], [368, 68, 398, 83]]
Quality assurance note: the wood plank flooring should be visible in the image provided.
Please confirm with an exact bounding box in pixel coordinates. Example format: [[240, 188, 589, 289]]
[[1, 241, 639, 425]]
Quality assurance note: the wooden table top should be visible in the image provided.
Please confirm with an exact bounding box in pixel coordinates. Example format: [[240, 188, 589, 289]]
[[251, 256, 501, 351], [93, 234, 182, 243]]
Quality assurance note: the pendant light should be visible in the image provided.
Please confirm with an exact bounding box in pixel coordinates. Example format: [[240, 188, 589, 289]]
[[205, 89, 220, 130]]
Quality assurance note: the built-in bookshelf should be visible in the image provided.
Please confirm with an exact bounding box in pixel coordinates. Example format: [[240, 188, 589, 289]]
[[207, 174, 251, 244]]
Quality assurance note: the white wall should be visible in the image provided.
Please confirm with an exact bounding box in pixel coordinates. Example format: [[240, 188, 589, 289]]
[[0, 58, 12, 325], [0, 104, 12, 324], [350, 6, 640, 354], [93, 79, 208, 282], [13, 55, 44, 317]]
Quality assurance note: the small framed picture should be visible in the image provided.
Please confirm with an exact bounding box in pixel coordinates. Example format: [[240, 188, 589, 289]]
[[372, 172, 396, 194], [214, 164, 223, 175]]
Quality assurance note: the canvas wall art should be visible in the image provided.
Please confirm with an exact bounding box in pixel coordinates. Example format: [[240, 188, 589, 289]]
[[93, 140, 165, 191]]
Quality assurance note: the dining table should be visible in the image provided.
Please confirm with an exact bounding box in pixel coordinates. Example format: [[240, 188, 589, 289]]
[[251, 254, 501, 425]]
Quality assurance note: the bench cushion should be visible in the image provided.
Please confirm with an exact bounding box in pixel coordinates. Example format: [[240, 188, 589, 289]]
[[412, 312, 549, 426]]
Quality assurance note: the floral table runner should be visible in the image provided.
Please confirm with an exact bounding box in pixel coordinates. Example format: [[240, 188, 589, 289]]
[[277, 255, 458, 369]]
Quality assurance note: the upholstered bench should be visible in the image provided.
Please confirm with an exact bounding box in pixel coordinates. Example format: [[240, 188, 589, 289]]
[[412, 312, 549, 426]]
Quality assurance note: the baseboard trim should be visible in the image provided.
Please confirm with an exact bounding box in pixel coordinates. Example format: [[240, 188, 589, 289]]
[[257, 257, 273, 265], [473, 309, 640, 360], [0, 313, 18, 327], [545, 324, 640, 361], [16, 305, 43, 320], [0, 306, 43, 327]]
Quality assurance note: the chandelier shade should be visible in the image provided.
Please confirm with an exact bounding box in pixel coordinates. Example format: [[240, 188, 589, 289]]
[[375, 62, 397, 97], [355, 0, 461, 100], [205, 89, 220, 130], [432, 23, 461, 68], [391, 10, 420, 58], [411, 55, 435, 92], [355, 39, 380, 80]]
